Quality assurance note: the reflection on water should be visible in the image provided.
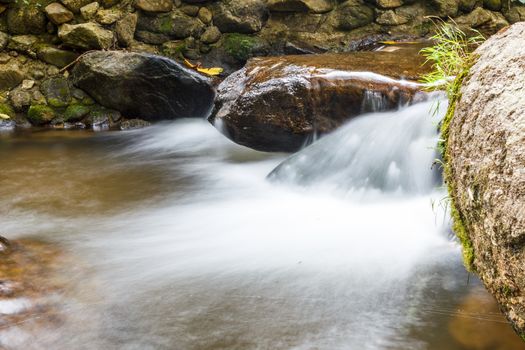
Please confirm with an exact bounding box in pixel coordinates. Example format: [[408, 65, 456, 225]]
[[0, 119, 523, 350]]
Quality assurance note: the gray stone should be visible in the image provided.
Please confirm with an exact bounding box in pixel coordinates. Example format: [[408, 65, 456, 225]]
[[60, 0, 94, 13], [0, 64, 24, 91], [267, 0, 334, 13], [80, 1, 99, 19], [37, 46, 79, 68], [446, 22, 525, 339], [116, 13, 138, 47], [200, 26, 221, 44], [40, 76, 71, 107], [134, 0, 172, 13], [7, 5, 47, 34], [329, 0, 374, 30], [210, 0, 269, 34]]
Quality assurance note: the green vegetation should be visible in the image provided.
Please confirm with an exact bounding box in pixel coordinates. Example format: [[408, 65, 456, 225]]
[[223, 33, 260, 61], [27, 105, 55, 125], [0, 102, 15, 117], [64, 104, 91, 122], [420, 21, 484, 272]]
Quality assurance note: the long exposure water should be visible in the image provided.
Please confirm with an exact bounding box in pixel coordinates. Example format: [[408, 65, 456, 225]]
[[0, 98, 523, 349]]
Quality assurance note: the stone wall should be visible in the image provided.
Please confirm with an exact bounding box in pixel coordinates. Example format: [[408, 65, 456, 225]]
[[0, 0, 522, 129]]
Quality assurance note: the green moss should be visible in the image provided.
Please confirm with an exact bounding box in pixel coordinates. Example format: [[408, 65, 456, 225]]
[[159, 16, 174, 34], [440, 69, 477, 272], [223, 33, 259, 62], [27, 105, 55, 125], [161, 42, 186, 60], [64, 104, 90, 122], [0, 102, 15, 117]]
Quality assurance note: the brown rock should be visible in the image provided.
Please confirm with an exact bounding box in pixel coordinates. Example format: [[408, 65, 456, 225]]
[[44, 3, 74, 25], [134, 0, 172, 13], [116, 13, 138, 47], [210, 50, 428, 152]]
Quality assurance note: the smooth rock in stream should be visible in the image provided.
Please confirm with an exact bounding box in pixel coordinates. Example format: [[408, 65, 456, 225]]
[[210, 50, 428, 152], [71, 51, 215, 121], [447, 23, 525, 338]]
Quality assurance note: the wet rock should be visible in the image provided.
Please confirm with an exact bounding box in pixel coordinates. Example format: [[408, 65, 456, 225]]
[[210, 51, 426, 152], [45, 2, 74, 25], [446, 22, 525, 338], [58, 23, 115, 50], [210, 0, 269, 34], [71, 51, 215, 121]]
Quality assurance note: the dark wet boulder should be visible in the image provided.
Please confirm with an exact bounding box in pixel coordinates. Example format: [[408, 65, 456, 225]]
[[210, 49, 428, 152], [71, 51, 215, 121]]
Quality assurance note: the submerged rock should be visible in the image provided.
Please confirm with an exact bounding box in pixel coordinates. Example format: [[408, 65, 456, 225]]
[[446, 23, 525, 338], [210, 49, 427, 152], [71, 51, 215, 121]]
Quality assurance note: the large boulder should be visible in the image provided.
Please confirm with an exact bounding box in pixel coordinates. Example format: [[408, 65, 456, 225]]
[[446, 23, 525, 338], [71, 51, 215, 121], [210, 49, 427, 152]]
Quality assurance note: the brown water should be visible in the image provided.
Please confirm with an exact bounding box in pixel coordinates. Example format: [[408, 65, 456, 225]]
[[0, 119, 524, 350]]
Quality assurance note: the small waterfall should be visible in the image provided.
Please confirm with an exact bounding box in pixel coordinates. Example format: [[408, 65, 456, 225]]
[[268, 96, 447, 196]]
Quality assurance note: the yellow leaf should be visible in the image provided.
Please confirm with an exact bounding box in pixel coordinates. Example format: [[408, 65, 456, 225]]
[[183, 58, 197, 69], [196, 67, 224, 76], [0, 113, 10, 120]]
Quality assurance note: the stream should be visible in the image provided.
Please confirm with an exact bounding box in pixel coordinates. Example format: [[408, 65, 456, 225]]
[[0, 98, 524, 349]]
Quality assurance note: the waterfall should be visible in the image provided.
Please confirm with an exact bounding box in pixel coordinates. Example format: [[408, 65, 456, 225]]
[[268, 95, 447, 197]]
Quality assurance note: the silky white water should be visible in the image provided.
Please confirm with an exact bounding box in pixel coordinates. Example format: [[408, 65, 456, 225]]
[[0, 98, 520, 350]]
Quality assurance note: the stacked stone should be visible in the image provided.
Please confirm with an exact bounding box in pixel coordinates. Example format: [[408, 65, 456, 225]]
[[0, 0, 523, 129]]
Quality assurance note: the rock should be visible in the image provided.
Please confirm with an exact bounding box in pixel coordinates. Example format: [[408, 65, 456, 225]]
[[71, 51, 215, 121], [21, 79, 34, 90], [58, 23, 115, 50], [44, 3, 74, 25], [120, 118, 151, 130], [374, 0, 402, 8], [267, 0, 334, 13], [328, 0, 374, 30], [200, 26, 221, 44], [80, 1, 99, 20], [376, 9, 409, 25], [180, 4, 199, 16], [40, 76, 71, 107], [7, 35, 38, 54], [210, 0, 269, 34], [136, 11, 205, 39], [37, 46, 79, 68], [210, 51, 427, 152], [0, 31, 9, 50], [455, 7, 509, 36], [60, 0, 93, 13], [27, 104, 55, 125], [484, 0, 501, 11], [95, 8, 123, 25], [63, 103, 90, 121], [446, 22, 525, 338], [9, 87, 31, 111], [428, 0, 459, 17], [0, 64, 24, 91], [116, 13, 138, 47], [134, 0, 172, 13], [198, 7, 212, 24], [7, 5, 47, 34]]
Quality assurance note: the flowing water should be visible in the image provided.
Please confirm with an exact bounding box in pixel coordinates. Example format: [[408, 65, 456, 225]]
[[0, 97, 524, 349]]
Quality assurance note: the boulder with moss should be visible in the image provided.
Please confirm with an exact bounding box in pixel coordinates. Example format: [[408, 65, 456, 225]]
[[446, 22, 525, 338]]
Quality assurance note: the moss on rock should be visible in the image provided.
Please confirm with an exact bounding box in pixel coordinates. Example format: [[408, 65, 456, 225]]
[[0, 102, 15, 117], [223, 33, 261, 61], [63, 103, 90, 121], [27, 104, 55, 125]]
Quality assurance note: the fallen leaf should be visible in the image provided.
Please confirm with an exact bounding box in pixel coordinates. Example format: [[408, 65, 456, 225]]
[[196, 67, 224, 76]]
